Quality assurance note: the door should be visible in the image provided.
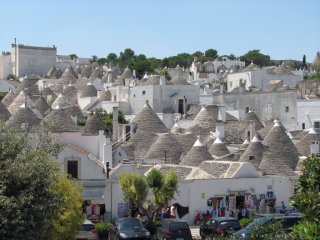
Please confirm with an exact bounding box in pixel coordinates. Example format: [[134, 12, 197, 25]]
[[178, 99, 184, 114]]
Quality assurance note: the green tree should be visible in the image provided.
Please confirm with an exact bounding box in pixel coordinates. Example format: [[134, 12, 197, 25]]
[[106, 53, 118, 64], [69, 54, 78, 60], [97, 57, 108, 66], [90, 55, 98, 63], [302, 54, 307, 70], [119, 169, 179, 229], [228, 53, 237, 60], [119, 172, 148, 213], [240, 50, 270, 67], [0, 122, 84, 240], [204, 49, 218, 60], [290, 154, 320, 238], [51, 176, 84, 240], [93, 108, 128, 128], [146, 169, 179, 221]]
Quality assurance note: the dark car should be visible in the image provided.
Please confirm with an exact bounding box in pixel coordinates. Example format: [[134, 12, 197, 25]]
[[234, 215, 304, 239], [108, 217, 151, 240], [155, 219, 192, 240], [199, 217, 241, 238]]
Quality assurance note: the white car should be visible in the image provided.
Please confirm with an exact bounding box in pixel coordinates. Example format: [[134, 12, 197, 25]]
[[75, 219, 98, 240]]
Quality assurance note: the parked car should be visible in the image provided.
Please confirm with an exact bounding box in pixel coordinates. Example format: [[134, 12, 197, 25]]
[[75, 219, 98, 240], [234, 215, 304, 239], [155, 219, 192, 240], [108, 217, 151, 240], [199, 217, 241, 238]]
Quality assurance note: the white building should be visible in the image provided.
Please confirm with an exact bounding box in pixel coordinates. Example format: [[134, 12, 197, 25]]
[[226, 63, 302, 92], [297, 99, 320, 130]]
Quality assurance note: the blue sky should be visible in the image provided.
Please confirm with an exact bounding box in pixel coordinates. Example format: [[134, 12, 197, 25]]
[[0, 0, 319, 62]]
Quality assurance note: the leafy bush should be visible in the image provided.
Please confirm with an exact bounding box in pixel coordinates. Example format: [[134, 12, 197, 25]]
[[239, 217, 254, 228], [247, 220, 289, 240], [0, 92, 7, 101], [77, 118, 86, 126], [95, 222, 112, 239], [291, 220, 320, 240]]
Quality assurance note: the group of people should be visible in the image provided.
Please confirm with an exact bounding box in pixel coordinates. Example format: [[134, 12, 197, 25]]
[[161, 204, 177, 219]]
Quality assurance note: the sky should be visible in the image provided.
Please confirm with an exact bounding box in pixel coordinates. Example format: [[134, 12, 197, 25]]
[[0, 0, 319, 62]]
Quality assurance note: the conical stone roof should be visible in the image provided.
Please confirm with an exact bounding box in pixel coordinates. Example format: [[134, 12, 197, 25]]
[[7, 104, 41, 130], [170, 121, 182, 134], [34, 96, 51, 116], [99, 89, 111, 101], [188, 107, 216, 137], [51, 94, 70, 109], [208, 137, 230, 157], [239, 135, 265, 168], [80, 65, 92, 78], [295, 128, 320, 156], [89, 68, 103, 81], [242, 62, 258, 72], [0, 102, 10, 121], [42, 106, 78, 133], [1, 90, 15, 107], [63, 105, 84, 120], [258, 121, 299, 175], [122, 101, 168, 158], [180, 136, 213, 167], [41, 86, 54, 96], [145, 132, 184, 164], [58, 67, 77, 85], [312, 52, 320, 68], [243, 111, 264, 130], [274, 62, 293, 75], [8, 91, 34, 115], [239, 139, 250, 150], [15, 76, 40, 100], [74, 77, 90, 91], [81, 83, 97, 97], [122, 66, 133, 79], [82, 113, 108, 135], [131, 101, 168, 133], [63, 84, 78, 104]]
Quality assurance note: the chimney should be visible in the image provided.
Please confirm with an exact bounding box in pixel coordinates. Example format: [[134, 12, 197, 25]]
[[238, 109, 246, 121], [215, 124, 225, 139], [103, 131, 113, 168], [160, 75, 166, 86], [249, 120, 256, 141], [220, 83, 225, 94], [107, 73, 112, 84], [218, 105, 226, 122], [112, 107, 119, 141], [310, 141, 320, 154]]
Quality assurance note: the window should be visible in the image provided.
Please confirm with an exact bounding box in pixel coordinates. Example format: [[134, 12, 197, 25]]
[[285, 106, 289, 112], [315, 121, 320, 129], [249, 156, 255, 160], [229, 82, 233, 87], [302, 123, 305, 130], [245, 107, 250, 113], [142, 90, 146, 95], [67, 160, 78, 179]]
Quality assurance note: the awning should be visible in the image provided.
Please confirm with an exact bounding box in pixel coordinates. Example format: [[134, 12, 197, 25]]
[[82, 186, 105, 200]]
